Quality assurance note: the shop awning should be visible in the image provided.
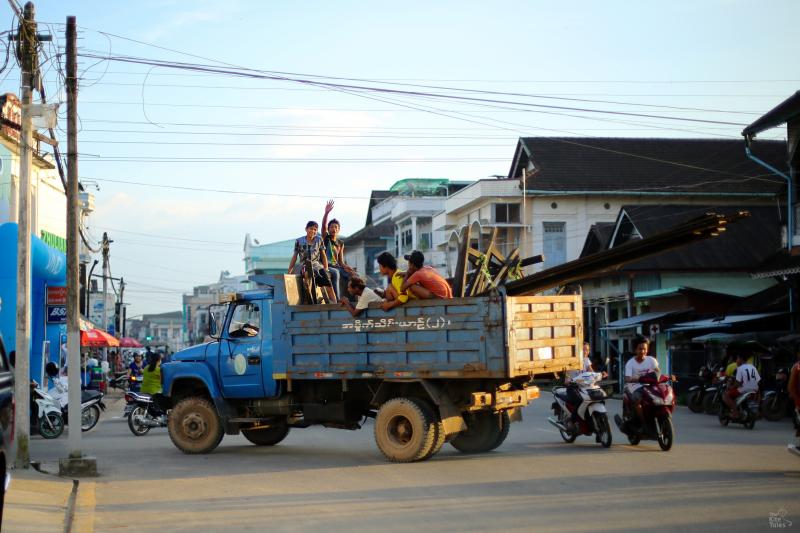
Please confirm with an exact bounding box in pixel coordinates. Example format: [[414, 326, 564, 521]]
[[667, 312, 786, 332], [81, 329, 120, 347], [602, 310, 680, 330], [119, 337, 142, 348]]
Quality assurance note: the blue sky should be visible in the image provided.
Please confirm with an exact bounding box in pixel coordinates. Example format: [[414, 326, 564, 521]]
[[2, 0, 797, 317]]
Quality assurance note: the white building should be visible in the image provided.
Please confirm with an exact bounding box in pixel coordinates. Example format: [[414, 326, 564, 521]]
[[432, 178, 523, 277], [370, 179, 471, 270]]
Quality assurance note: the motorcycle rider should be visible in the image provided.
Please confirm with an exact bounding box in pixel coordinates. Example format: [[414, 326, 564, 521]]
[[788, 343, 800, 450], [141, 352, 162, 395], [722, 353, 760, 419], [624, 336, 660, 428], [127, 353, 144, 392], [564, 342, 594, 430]]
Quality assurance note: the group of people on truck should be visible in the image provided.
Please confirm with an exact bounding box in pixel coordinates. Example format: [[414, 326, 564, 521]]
[[287, 200, 453, 316]]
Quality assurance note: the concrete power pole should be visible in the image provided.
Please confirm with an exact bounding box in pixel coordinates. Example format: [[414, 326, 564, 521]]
[[13, 0, 37, 470], [101, 231, 109, 361], [63, 15, 95, 474]]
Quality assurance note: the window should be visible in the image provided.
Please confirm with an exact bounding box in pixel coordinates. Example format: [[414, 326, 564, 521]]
[[419, 232, 431, 251], [228, 302, 261, 338], [494, 203, 521, 223], [542, 222, 566, 268]]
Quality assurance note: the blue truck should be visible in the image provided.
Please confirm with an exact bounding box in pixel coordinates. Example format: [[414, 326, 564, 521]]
[[161, 275, 582, 462]]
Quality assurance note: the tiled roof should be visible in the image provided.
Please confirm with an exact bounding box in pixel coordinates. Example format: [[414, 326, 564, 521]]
[[615, 205, 782, 271], [510, 137, 787, 194]]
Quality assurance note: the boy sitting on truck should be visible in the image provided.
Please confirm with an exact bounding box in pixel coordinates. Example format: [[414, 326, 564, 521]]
[[400, 250, 453, 300], [287, 220, 336, 303], [339, 276, 382, 317], [376, 251, 413, 311]]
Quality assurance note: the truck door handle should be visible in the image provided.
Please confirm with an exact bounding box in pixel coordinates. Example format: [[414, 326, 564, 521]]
[[247, 356, 261, 365]]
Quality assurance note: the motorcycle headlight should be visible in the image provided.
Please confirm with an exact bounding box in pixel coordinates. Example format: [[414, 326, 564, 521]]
[[650, 397, 666, 406]]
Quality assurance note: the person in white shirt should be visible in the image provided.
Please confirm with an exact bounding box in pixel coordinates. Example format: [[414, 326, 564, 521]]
[[339, 276, 382, 317], [624, 336, 660, 426], [723, 353, 761, 419]]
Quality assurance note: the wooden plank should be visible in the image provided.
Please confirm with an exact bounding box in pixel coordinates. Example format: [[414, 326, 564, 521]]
[[512, 318, 580, 328], [516, 337, 579, 349], [451, 224, 471, 298], [508, 295, 582, 304], [511, 311, 581, 321]]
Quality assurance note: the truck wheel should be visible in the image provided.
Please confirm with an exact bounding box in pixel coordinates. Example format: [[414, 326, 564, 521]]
[[242, 423, 290, 446], [415, 399, 445, 460], [374, 397, 437, 463], [486, 411, 511, 451], [450, 411, 502, 454], [168, 397, 224, 454]]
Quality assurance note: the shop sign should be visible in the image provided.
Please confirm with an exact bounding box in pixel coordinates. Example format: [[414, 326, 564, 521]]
[[46, 286, 67, 305], [47, 305, 67, 324]]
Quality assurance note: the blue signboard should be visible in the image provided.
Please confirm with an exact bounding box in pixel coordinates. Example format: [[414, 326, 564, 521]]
[[47, 305, 66, 324]]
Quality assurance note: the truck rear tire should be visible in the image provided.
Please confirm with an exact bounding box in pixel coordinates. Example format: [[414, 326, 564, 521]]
[[168, 397, 224, 454], [486, 411, 511, 451], [450, 411, 504, 454], [374, 397, 437, 463], [242, 422, 290, 446], [416, 400, 445, 460]]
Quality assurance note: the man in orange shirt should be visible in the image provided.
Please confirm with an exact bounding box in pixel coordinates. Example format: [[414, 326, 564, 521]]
[[400, 250, 453, 300]]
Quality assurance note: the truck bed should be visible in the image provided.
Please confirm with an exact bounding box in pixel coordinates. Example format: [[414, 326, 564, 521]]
[[271, 276, 582, 381]]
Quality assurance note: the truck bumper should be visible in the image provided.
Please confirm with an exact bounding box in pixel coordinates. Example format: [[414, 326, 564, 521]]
[[468, 385, 539, 411]]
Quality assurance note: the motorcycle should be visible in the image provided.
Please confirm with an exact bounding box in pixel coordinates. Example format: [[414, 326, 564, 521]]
[[687, 362, 715, 413], [718, 385, 759, 430], [702, 368, 727, 415], [125, 391, 168, 436], [45, 363, 106, 431], [614, 372, 676, 451], [548, 371, 612, 448], [761, 368, 790, 421], [128, 373, 143, 393], [30, 382, 65, 439]]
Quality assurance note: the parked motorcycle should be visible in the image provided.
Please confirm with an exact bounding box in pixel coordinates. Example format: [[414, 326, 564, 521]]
[[45, 363, 106, 431], [548, 371, 612, 448], [125, 391, 168, 436], [30, 382, 65, 439], [614, 372, 676, 451], [687, 363, 715, 413], [761, 368, 790, 422], [718, 386, 759, 430]]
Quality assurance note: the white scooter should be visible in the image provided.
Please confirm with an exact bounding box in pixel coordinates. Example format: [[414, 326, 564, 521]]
[[45, 362, 106, 432], [30, 382, 65, 439], [548, 371, 612, 448]]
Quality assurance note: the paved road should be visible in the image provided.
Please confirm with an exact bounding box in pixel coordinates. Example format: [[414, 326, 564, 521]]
[[8, 394, 799, 532]]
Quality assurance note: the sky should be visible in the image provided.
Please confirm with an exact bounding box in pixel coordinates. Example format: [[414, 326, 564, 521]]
[[1, 0, 798, 318]]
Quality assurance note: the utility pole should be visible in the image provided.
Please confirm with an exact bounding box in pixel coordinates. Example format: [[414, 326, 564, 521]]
[[101, 232, 110, 361], [118, 277, 126, 338], [63, 15, 94, 474], [12, 0, 37, 469]]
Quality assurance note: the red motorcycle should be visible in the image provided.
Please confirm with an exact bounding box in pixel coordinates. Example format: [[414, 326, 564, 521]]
[[614, 372, 676, 451]]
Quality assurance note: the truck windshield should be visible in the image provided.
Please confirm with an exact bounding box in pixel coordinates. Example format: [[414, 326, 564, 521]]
[[228, 302, 261, 338]]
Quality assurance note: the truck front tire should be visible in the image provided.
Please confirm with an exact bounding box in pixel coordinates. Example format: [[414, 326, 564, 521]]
[[241, 422, 290, 446], [450, 411, 508, 454], [168, 397, 224, 454], [374, 397, 437, 463]]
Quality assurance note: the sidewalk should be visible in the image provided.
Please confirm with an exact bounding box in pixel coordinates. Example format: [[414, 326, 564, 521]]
[[4, 467, 76, 533], [3, 390, 126, 533]]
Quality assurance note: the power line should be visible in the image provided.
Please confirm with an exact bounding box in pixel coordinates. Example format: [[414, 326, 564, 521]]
[[74, 52, 753, 127], [94, 226, 240, 245]]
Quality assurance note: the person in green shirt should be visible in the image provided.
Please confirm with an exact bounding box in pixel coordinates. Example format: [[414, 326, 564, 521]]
[[141, 352, 162, 395]]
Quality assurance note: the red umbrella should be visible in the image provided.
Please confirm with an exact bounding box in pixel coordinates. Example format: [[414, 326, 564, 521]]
[[119, 337, 143, 348], [80, 329, 120, 348]]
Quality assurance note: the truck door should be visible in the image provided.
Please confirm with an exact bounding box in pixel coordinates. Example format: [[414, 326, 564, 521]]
[[219, 301, 265, 398]]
